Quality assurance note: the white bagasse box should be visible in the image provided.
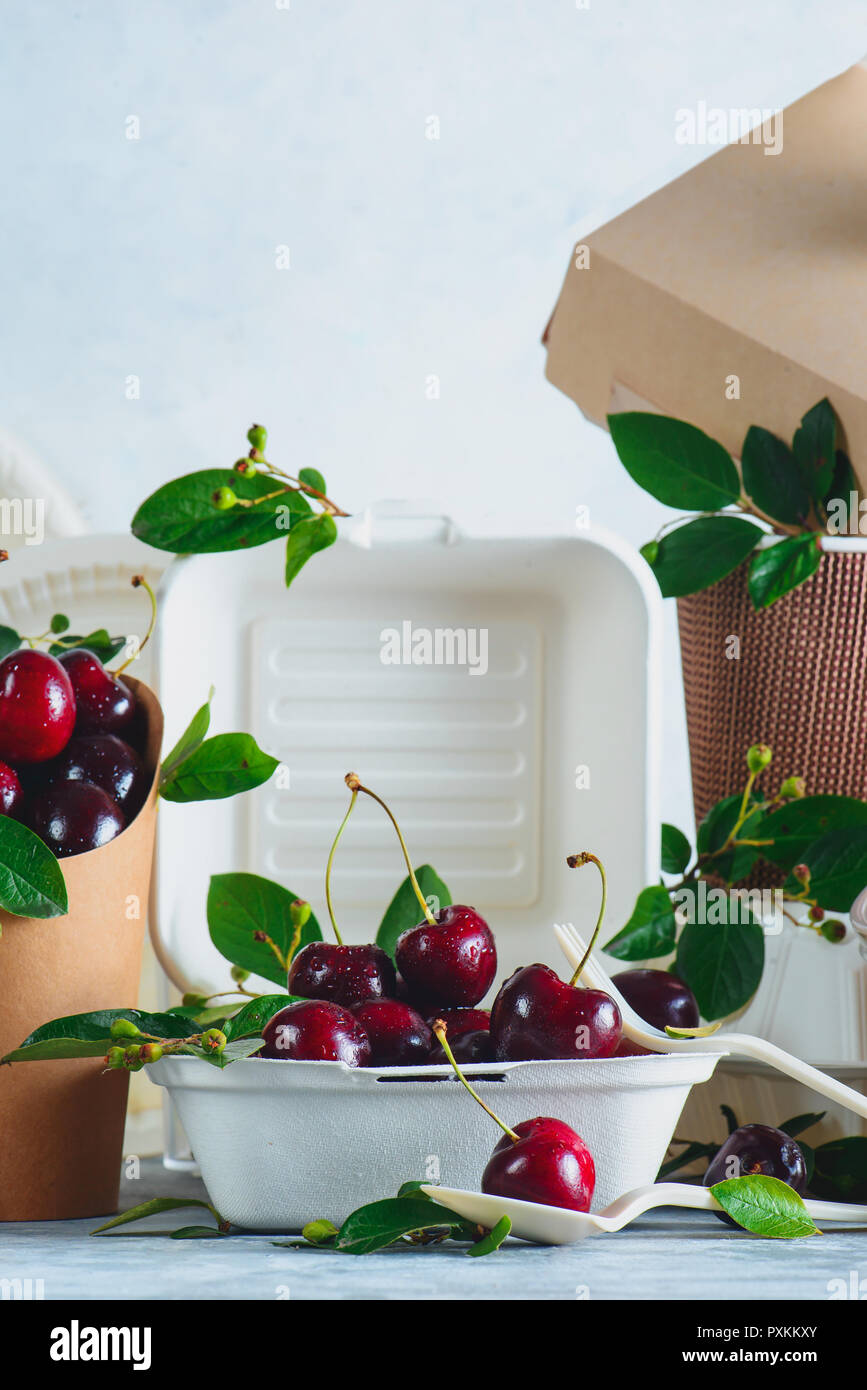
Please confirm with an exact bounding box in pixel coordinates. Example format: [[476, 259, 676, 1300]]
[[146, 504, 726, 1223]]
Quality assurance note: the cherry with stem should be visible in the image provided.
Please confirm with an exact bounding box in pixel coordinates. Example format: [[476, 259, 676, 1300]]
[[286, 777, 397, 1006], [346, 772, 497, 1007], [432, 1021, 597, 1212]]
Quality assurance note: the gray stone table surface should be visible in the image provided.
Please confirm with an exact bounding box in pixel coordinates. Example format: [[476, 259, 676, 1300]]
[[1, 1160, 866, 1301]]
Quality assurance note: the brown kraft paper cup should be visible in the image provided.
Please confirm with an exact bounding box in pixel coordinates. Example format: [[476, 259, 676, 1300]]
[[0, 676, 164, 1221], [677, 548, 867, 886]]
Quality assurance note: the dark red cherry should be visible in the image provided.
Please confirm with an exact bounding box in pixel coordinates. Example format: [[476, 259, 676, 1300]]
[[49, 735, 147, 818], [28, 780, 126, 857], [0, 650, 76, 764], [287, 942, 396, 1008], [0, 760, 23, 818], [703, 1124, 807, 1194], [482, 1116, 596, 1212], [260, 1000, 371, 1065], [612, 969, 700, 1032], [58, 649, 135, 734], [614, 1037, 653, 1057], [490, 963, 621, 1061], [395, 904, 497, 1007], [424, 1007, 490, 1037], [428, 1028, 492, 1064], [351, 999, 432, 1066]]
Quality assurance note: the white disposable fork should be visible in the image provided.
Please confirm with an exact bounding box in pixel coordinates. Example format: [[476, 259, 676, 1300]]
[[421, 1182, 867, 1246], [554, 921, 867, 1119]]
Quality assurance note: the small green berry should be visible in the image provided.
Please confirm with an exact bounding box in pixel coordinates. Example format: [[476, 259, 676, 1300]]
[[110, 1018, 142, 1039], [104, 1046, 126, 1069], [779, 775, 806, 799], [212, 486, 237, 511], [233, 457, 258, 476], [182, 992, 210, 1009], [230, 965, 250, 984], [746, 743, 772, 774], [808, 904, 824, 923], [201, 1028, 227, 1055], [290, 899, 312, 931], [792, 863, 811, 886], [821, 919, 846, 944], [247, 424, 268, 452], [123, 1045, 144, 1070], [302, 1218, 339, 1246], [139, 1043, 164, 1064], [639, 540, 659, 566]]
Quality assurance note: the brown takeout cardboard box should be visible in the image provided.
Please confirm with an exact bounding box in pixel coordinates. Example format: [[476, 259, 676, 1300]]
[[0, 678, 163, 1221], [543, 59, 867, 482]]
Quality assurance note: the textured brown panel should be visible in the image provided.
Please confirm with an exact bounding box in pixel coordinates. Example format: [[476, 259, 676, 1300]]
[[678, 552, 867, 886], [0, 679, 163, 1221]]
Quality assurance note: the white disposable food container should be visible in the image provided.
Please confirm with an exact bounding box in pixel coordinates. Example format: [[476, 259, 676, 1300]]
[[153, 505, 663, 989], [148, 1051, 721, 1229], [147, 503, 700, 1217]]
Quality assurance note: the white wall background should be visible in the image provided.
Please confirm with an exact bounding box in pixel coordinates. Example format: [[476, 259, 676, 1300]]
[[1, 0, 865, 839]]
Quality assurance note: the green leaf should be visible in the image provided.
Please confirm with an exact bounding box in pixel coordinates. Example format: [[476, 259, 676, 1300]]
[[207, 872, 322, 986], [49, 613, 70, 634], [0, 814, 68, 918], [169, 1225, 228, 1239], [661, 823, 691, 875], [792, 397, 837, 504], [603, 885, 676, 961], [657, 1140, 720, 1180], [160, 688, 214, 781], [810, 1137, 867, 1202], [396, 1180, 435, 1199], [779, 1112, 825, 1140], [740, 426, 810, 526], [709, 1175, 820, 1238], [158, 733, 278, 802], [760, 797, 867, 871], [650, 517, 763, 598], [824, 449, 858, 512], [376, 866, 452, 959], [467, 1215, 511, 1256], [92, 1196, 224, 1236], [0, 625, 20, 659], [334, 1197, 469, 1255], [1, 1008, 202, 1064], [747, 534, 822, 610], [782, 827, 867, 911], [131, 468, 312, 554], [697, 794, 764, 883], [720, 1104, 740, 1134], [197, 1036, 266, 1068], [607, 412, 740, 510], [675, 912, 764, 1021], [49, 630, 127, 664], [223, 994, 296, 1041], [298, 467, 327, 496], [284, 512, 338, 589]]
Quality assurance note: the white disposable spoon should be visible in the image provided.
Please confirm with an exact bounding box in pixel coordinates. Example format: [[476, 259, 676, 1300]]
[[422, 1182, 867, 1246], [554, 921, 867, 1120]]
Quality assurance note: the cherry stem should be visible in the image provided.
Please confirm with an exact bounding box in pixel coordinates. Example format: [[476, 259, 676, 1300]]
[[432, 1021, 519, 1144], [565, 851, 607, 986], [345, 773, 437, 925], [325, 787, 358, 946], [114, 575, 158, 676]]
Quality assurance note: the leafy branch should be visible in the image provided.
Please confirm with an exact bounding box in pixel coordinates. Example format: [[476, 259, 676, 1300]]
[[610, 397, 857, 608], [606, 743, 864, 1020], [131, 424, 346, 591]]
